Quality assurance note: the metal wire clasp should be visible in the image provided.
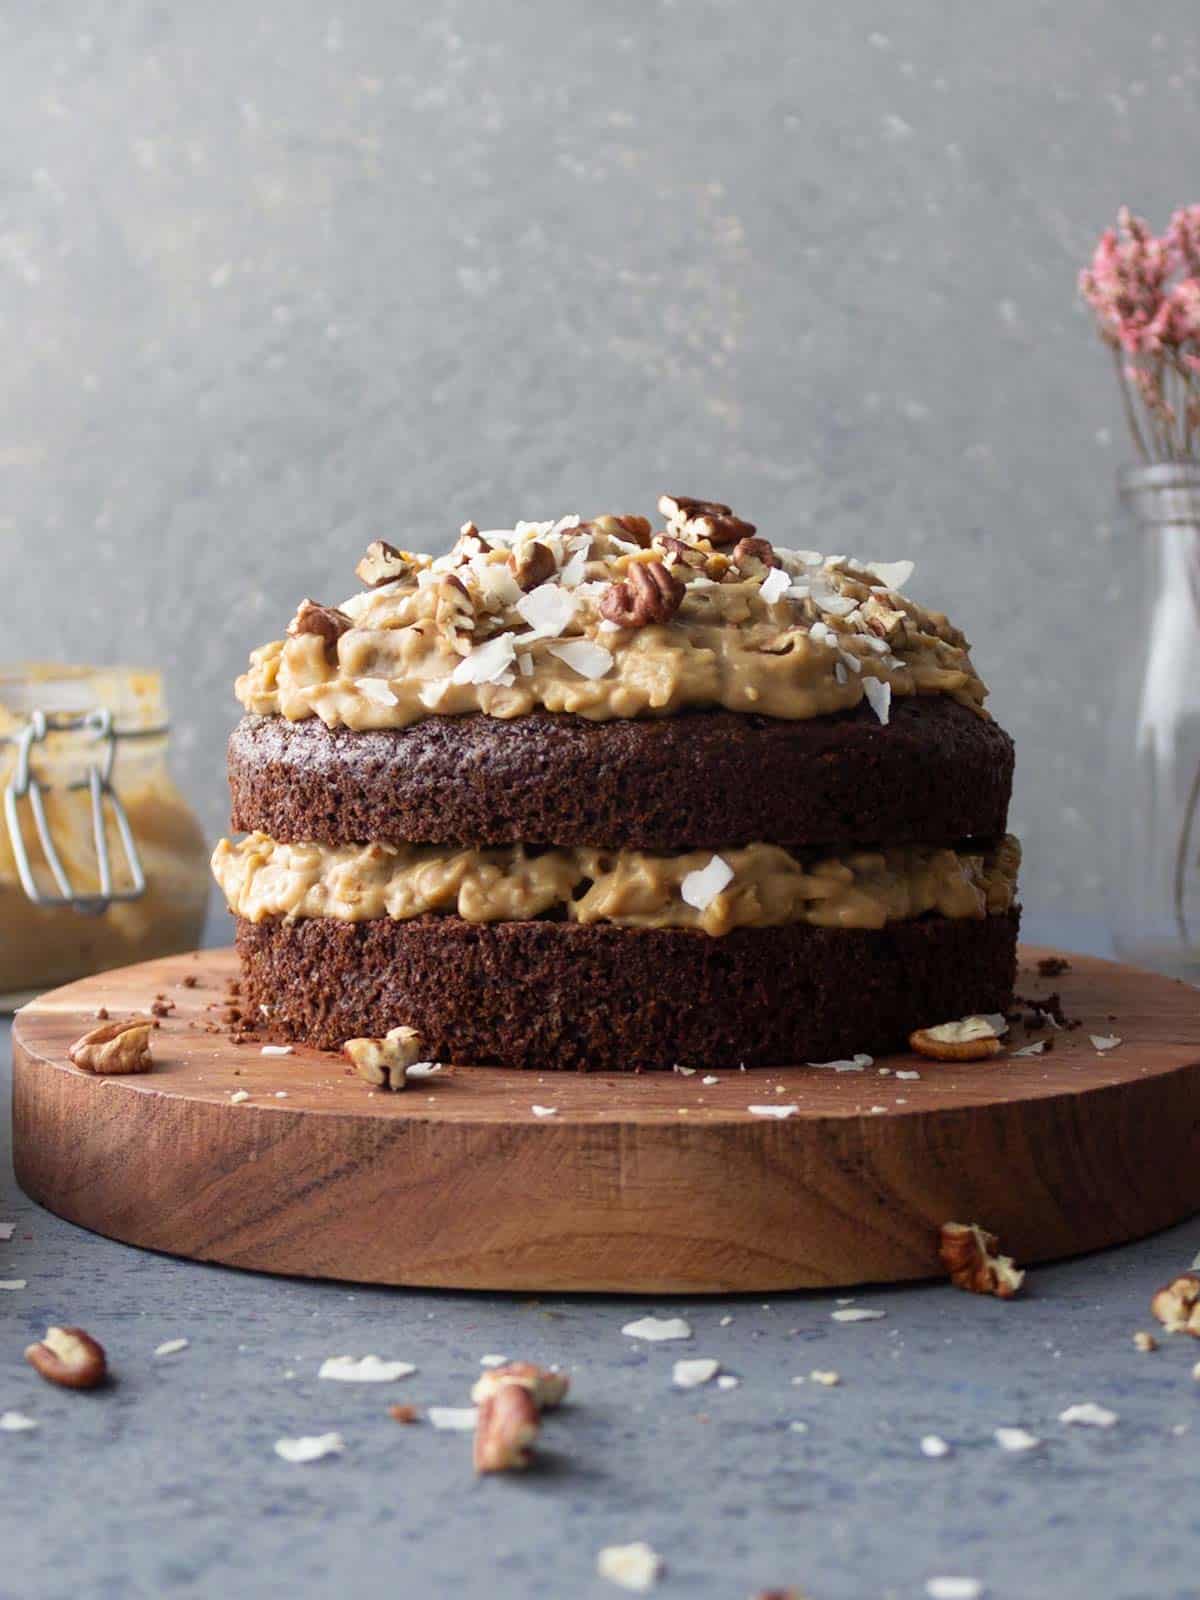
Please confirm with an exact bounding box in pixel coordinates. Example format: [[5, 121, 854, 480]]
[[3, 708, 152, 915]]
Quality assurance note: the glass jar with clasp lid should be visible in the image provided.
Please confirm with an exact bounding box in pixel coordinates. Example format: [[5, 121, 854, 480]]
[[0, 665, 210, 1010]]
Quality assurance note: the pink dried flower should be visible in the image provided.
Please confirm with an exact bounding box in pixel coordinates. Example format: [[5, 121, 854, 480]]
[[1079, 207, 1169, 354], [1151, 278, 1200, 349], [1166, 206, 1200, 276]]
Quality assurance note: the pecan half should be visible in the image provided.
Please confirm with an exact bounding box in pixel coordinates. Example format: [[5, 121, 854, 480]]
[[658, 493, 756, 547], [25, 1326, 108, 1390], [343, 1025, 426, 1091], [938, 1221, 1025, 1298], [287, 599, 353, 661], [68, 1017, 154, 1075], [910, 1016, 1004, 1061], [355, 540, 417, 588], [731, 535, 779, 571], [590, 513, 653, 547], [599, 560, 684, 627], [473, 1381, 540, 1473], [471, 1362, 569, 1411], [1151, 1273, 1200, 1335], [507, 540, 557, 591]]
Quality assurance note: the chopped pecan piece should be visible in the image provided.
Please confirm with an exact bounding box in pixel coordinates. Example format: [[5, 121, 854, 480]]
[[473, 1381, 540, 1473], [731, 535, 779, 571], [599, 560, 684, 627], [507, 540, 557, 591], [68, 1017, 154, 1075], [938, 1221, 1025, 1298], [658, 493, 756, 547], [470, 1362, 569, 1411], [343, 1025, 426, 1091], [25, 1326, 108, 1390], [590, 513, 653, 547], [287, 599, 353, 661], [910, 1016, 1004, 1061], [355, 540, 418, 588], [1151, 1273, 1200, 1335]]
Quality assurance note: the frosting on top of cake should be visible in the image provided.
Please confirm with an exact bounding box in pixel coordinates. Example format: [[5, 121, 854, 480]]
[[235, 496, 988, 730]]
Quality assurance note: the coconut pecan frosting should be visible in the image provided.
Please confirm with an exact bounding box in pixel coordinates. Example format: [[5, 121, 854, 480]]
[[235, 495, 987, 731]]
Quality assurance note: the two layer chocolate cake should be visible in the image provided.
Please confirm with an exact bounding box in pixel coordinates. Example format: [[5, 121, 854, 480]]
[[212, 496, 1019, 1071]]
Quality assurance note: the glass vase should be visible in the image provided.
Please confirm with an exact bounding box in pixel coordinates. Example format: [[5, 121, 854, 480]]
[[1107, 463, 1200, 979]]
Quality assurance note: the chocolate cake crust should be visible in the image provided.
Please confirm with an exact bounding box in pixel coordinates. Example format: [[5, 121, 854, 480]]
[[236, 908, 1019, 1071], [228, 698, 1014, 852]]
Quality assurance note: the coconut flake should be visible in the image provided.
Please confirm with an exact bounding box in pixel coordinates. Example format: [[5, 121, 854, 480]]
[[319, 1355, 416, 1383], [702, 1075, 719, 1086], [596, 1542, 663, 1593], [531, 1105, 558, 1117], [479, 1354, 509, 1368], [0, 1281, 27, 1291], [808, 1054, 871, 1072], [474, 563, 522, 608], [274, 1432, 345, 1463], [230, 1089, 251, 1103], [812, 589, 857, 618], [260, 1044, 292, 1057], [406, 1061, 441, 1078], [926, 1581, 982, 1600], [672, 1358, 719, 1389], [428, 1406, 478, 1431], [547, 639, 613, 680], [356, 677, 398, 707], [680, 854, 734, 911], [869, 559, 915, 591], [452, 633, 517, 685], [716, 1375, 739, 1390], [1059, 1401, 1117, 1428], [832, 1308, 886, 1323], [748, 1104, 799, 1119], [154, 1338, 189, 1357], [673, 1064, 697, 1077], [1011, 1040, 1046, 1057], [622, 1316, 692, 1342], [0, 1412, 38, 1432], [516, 583, 577, 636], [921, 1434, 951, 1458], [863, 677, 892, 724], [0, 1224, 13, 1242], [759, 567, 790, 605], [559, 547, 590, 587], [1090, 1034, 1121, 1052], [994, 1426, 1040, 1452]]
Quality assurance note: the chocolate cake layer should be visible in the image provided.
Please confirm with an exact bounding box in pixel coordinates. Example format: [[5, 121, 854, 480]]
[[228, 698, 1014, 852], [237, 907, 1019, 1071]]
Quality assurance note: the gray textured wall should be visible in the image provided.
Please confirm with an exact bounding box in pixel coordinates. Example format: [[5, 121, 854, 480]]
[[3, 1, 1194, 919]]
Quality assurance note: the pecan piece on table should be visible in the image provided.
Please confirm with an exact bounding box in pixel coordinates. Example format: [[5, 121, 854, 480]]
[[25, 1326, 108, 1390], [938, 1221, 1025, 1299], [343, 1025, 426, 1091], [471, 1362, 570, 1411], [1151, 1273, 1200, 1335], [67, 1017, 154, 1075], [473, 1380, 541, 1474], [599, 560, 684, 627]]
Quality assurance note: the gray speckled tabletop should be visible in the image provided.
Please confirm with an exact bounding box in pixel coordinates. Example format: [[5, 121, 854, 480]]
[[2, 912, 1197, 1600]]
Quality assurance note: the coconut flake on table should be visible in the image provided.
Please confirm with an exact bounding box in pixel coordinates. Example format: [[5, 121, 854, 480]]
[[672, 1358, 720, 1389], [869, 559, 915, 591], [832, 1308, 886, 1322], [516, 582, 577, 636], [809, 1053, 872, 1072], [479, 1354, 509, 1368], [748, 1104, 799, 1119], [452, 633, 517, 686], [994, 1426, 1040, 1452], [926, 1581, 983, 1600], [862, 677, 892, 724], [716, 1375, 739, 1390], [1011, 1040, 1046, 1057], [356, 677, 398, 707], [274, 1432, 345, 1464], [531, 1105, 558, 1117], [921, 1434, 952, 1458], [702, 1075, 719, 1085], [319, 1355, 416, 1383], [154, 1338, 189, 1357], [546, 639, 614, 680], [1090, 1034, 1122, 1052], [428, 1406, 478, 1431], [261, 1045, 292, 1057], [1059, 1401, 1117, 1428], [0, 1224, 13, 1242], [680, 854, 734, 911], [0, 1281, 27, 1291], [621, 1316, 692, 1342], [0, 1412, 38, 1432], [406, 1062, 441, 1079], [759, 567, 791, 605], [596, 1542, 664, 1594]]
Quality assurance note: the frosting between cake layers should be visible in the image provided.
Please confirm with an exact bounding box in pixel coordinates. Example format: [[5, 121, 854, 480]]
[[235, 511, 988, 730], [212, 833, 1020, 937]]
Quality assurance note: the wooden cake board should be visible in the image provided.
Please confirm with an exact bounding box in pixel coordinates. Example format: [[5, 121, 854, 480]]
[[11, 946, 1200, 1294]]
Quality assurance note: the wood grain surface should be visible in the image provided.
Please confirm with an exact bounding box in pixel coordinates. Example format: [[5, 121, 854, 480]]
[[11, 945, 1200, 1292]]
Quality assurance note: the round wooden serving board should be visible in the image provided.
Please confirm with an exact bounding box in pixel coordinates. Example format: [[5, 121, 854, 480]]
[[11, 945, 1200, 1293]]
